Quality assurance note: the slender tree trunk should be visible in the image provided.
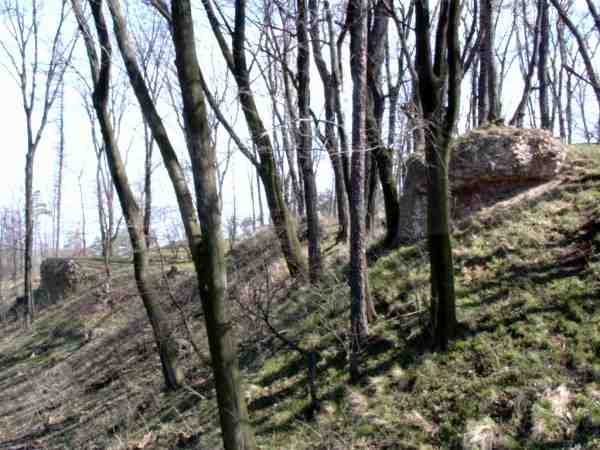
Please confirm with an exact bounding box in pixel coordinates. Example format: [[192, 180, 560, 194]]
[[78, 170, 87, 256], [414, 0, 459, 350], [510, 0, 542, 126], [325, 0, 352, 201], [72, 0, 183, 391], [256, 167, 265, 226], [348, 0, 369, 383], [279, 64, 304, 216], [297, 0, 322, 283], [366, 0, 400, 246], [538, 0, 551, 129], [24, 147, 35, 327], [54, 82, 65, 257], [309, 0, 349, 241], [170, 1, 257, 447], [482, 0, 500, 122], [549, 0, 600, 136], [249, 171, 257, 233], [231, 0, 307, 277], [143, 123, 154, 247], [478, 2, 489, 124], [283, 129, 303, 215], [364, 152, 374, 233]]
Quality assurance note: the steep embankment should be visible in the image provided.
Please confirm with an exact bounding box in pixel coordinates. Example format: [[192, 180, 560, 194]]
[[0, 145, 598, 449]]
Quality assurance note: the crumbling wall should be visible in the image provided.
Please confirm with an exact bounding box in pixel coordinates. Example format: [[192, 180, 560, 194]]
[[40, 258, 88, 305], [396, 126, 568, 243]]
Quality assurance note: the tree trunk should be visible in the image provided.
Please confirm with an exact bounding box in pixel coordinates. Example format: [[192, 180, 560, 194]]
[[414, 0, 459, 350], [366, 0, 400, 246], [477, 3, 489, 125], [73, 0, 183, 391], [510, 0, 541, 127], [482, 0, 500, 122], [538, 0, 551, 129], [280, 65, 304, 216], [143, 123, 154, 247], [309, 0, 349, 242], [78, 170, 87, 256], [325, 0, 352, 201], [103, 1, 257, 445], [170, 1, 257, 447], [297, 0, 322, 283], [230, 0, 307, 277], [365, 153, 378, 234], [54, 82, 65, 257], [549, 0, 600, 137], [348, 0, 370, 383], [24, 148, 34, 327], [256, 167, 265, 226]]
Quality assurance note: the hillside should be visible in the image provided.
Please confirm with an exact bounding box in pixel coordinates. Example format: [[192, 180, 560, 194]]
[[0, 144, 599, 449]]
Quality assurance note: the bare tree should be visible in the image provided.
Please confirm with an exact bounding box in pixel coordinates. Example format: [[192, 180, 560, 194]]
[[131, 10, 170, 247], [197, 0, 307, 278], [77, 169, 87, 256], [550, 0, 600, 139], [538, 0, 551, 129], [71, 0, 183, 390], [414, 0, 461, 350], [0, 0, 76, 325], [76, 68, 125, 269], [478, 0, 501, 123], [104, 0, 257, 446], [366, 0, 401, 247], [53, 80, 66, 256], [297, 0, 322, 282], [309, 0, 349, 241], [347, 0, 370, 383], [170, 2, 257, 443], [510, 0, 541, 127]]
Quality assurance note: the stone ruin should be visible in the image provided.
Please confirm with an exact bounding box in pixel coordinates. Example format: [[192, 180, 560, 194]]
[[40, 258, 90, 305], [397, 126, 568, 242], [3, 258, 92, 322]]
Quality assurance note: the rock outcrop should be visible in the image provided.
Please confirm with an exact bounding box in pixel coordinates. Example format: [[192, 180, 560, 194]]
[[396, 127, 568, 242], [40, 258, 89, 304], [397, 155, 428, 244]]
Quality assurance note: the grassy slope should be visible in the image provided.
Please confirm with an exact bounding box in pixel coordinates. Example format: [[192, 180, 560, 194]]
[[0, 145, 599, 449]]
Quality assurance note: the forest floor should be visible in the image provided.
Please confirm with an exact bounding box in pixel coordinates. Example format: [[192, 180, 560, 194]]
[[0, 144, 599, 449]]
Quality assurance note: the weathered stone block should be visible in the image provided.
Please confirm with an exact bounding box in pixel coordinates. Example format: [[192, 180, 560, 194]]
[[396, 127, 568, 243]]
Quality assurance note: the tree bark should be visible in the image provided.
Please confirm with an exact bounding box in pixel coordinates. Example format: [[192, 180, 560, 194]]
[[538, 0, 551, 129], [170, 1, 257, 447], [24, 149, 34, 326], [414, 0, 459, 350], [348, 0, 370, 383], [143, 123, 154, 247], [481, 0, 500, 122], [325, 0, 352, 201], [297, 0, 322, 283]]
